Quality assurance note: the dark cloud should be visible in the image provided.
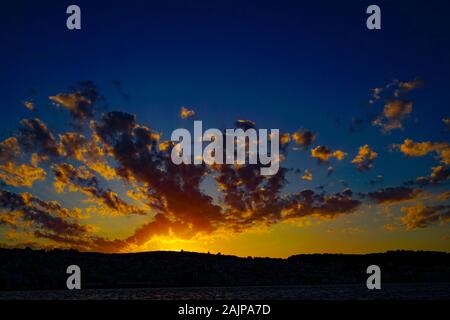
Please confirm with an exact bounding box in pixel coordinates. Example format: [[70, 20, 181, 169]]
[[93, 111, 224, 240], [112, 80, 131, 102], [0, 162, 46, 187], [52, 163, 146, 216], [367, 187, 421, 204], [0, 137, 21, 162], [0, 190, 89, 237], [443, 117, 450, 131], [283, 189, 361, 219], [235, 120, 256, 130], [416, 165, 450, 186]]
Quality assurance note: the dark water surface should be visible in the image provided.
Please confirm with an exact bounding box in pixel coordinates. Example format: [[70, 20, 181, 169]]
[[1, 283, 449, 300]]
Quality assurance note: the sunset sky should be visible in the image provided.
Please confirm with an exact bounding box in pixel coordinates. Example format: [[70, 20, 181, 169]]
[[0, 0, 449, 257]]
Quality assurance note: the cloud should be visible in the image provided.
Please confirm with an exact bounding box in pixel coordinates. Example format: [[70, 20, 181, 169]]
[[280, 132, 291, 145], [401, 203, 450, 229], [370, 174, 384, 185], [327, 166, 334, 176], [436, 191, 450, 201], [180, 106, 196, 119], [369, 87, 383, 104], [93, 111, 136, 142], [301, 169, 313, 181], [291, 129, 316, 149], [311, 145, 346, 163], [18, 118, 61, 157], [0, 190, 90, 237], [0, 162, 46, 187], [235, 119, 256, 130], [397, 139, 450, 165], [395, 77, 424, 96], [372, 100, 413, 133], [23, 101, 35, 111], [4, 80, 446, 252], [59, 132, 116, 180], [416, 165, 450, 185], [59, 132, 88, 160], [0, 137, 21, 162], [383, 223, 397, 231], [52, 163, 145, 216], [352, 144, 378, 171], [283, 188, 361, 220], [367, 187, 422, 204], [443, 117, 450, 131], [0, 189, 128, 252], [112, 80, 131, 102], [93, 111, 225, 240], [368, 77, 422, 132], [49, 81, 102, 122]]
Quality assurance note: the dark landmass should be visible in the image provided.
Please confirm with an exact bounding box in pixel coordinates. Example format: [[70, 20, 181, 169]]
[[0, 248, 449, 291]]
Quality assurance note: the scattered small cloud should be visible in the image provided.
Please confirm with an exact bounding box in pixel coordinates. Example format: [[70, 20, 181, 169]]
[[23, 101, 35, 111], [291, 129, 316, 149], [235, 119, 255, 130], [180, 106, 196, 119], [401, 203, 450, 230], [311, 145, 346, 163], [443, 117, 450, 131], [301, 169, 313, 181], [352, 144, 378, 171]]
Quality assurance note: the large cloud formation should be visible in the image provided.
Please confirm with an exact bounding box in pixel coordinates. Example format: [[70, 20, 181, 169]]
[[0, 81, 448, 251]]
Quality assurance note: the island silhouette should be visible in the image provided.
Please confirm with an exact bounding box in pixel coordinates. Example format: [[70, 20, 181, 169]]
[[0, 249, 449, 291]]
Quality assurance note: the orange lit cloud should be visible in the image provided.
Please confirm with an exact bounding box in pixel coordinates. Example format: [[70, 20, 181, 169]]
[[397, 139, 450, 165], [311, 145, 346, 163], [0, 162, 46, 187], [292, 129, 316, 149], [373, 100, 413, 133], [352, 144, 378, 171], [1, 81, 448, 254], [180, 106, 196, 119], [401, 203, 450, 230]]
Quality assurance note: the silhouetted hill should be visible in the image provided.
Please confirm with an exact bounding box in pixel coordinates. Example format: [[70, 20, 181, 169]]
[[0, 249, 449, 290]]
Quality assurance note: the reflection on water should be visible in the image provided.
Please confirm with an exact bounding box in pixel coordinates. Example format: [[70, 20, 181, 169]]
[[1, 283, 449, 300]]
